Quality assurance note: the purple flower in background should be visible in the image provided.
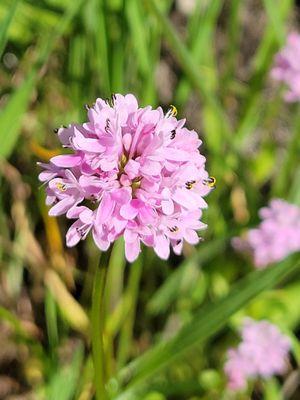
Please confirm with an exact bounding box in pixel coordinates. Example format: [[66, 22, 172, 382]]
[[39, 94, 213, 262], [271, 32, 300, 102], [224, 318, 291, 391], [232, 199, 300, 268]]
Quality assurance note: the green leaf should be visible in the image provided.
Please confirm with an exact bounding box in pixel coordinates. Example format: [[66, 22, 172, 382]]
[[0, 70, 36, 159], [0, 0, 84, 160], [147, 0, 231, 144], [126, 0, 151, 76], [147, 238, 227, 315], [0, 0, 19, 58], [46, 345, 84, 400], [113, 256, 300, 399], [263, 0, 287, 45]]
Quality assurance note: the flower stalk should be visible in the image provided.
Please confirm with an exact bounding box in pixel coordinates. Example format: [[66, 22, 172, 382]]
[[91, 251, 111, 400]]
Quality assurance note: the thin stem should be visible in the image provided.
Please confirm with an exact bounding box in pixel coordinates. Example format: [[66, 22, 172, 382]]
[[91, 251, 110, 400], [117, 257, 143, 369], [273, 104, 300, 197]]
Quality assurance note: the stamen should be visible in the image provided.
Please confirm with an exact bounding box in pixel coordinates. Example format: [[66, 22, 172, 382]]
[[169, 105, 177, 116], [185, 180, 196, 190], [76, 227, 86, 238], [120, 154, 127, 168], [84, 104, 90, 110], [53, 128, 59, 133], [56, 182, 67, 191], [132, 176, 142, 190], [170, 129, 176, 139], [105, 94, 116, 107], [105, 119, 111, 133], [169, 226, 179, 233], [203, 176, 216, 188]]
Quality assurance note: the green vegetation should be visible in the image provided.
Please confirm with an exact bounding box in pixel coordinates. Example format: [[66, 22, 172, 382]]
[[0, 1, 300, 399]]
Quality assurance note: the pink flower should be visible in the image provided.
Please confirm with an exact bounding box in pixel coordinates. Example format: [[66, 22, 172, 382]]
[[271, 32, 300, 102], [232, 199, 300, 268], [225, 318, 291, 391], [39, 94, 213, 262]]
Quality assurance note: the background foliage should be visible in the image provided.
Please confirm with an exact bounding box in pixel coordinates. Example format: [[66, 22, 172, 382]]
[[0, 0, 300, 399]]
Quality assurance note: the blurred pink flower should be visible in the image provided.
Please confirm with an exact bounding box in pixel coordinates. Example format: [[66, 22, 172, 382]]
[[39, 94, 213, 262], [225, 318, 291, 391], [271, 32, 300, 102], [232, 199, 300, 268]]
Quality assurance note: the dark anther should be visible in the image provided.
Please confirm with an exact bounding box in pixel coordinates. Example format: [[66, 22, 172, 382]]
[[105, 119, 111, 133], [203, 176, 216, 188], [53, 128, 59, 133], [84, 104, 90, 110], [170, 129, 176, 139], [185, 180, 196, 190]]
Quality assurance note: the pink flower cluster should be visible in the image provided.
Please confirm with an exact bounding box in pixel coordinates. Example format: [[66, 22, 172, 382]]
[[232, 199, 300, 268], [39, 94, 213, 262], [271, 32, 300, 102], [224, 318, 290, 391]]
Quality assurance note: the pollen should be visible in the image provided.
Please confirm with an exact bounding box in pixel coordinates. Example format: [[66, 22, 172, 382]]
[[56, 182, 67, 191], [132, 176, 142, 190], [203, 176, 216, 188], [169, 104, 177, 117]]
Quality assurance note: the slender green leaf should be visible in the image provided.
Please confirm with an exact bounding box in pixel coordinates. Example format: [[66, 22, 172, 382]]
[[263, 0, 287, 45], [147, 238, 227, 315], [126, 0, 151, 76], [0, 0, 84, 160], [175, 0, 223, 105], [147, 0, 231, 141], [113, 256, 300, 399], [0, 70, 36, 159], [46, 345, 84, 400], [0, 0, 19, 57], [235, 0, 292, 145]]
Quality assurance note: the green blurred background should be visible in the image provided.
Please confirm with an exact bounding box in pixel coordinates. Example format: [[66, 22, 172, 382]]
[[1, 0, 300, 399]]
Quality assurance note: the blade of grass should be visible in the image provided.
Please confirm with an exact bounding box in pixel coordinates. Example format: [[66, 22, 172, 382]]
[[147, 237, 227, 316], [0, 0, 84, 160], [146, 0, 231, 141], [272, 104, 300, 197], [263, 0, 286, 45], [175, 0, 223, 106], [235, 0, 292, 146], [0, 70, 36, 159], [45, 269, 90, 336], [87, 0, 111, 95], [126, 0, 151, 77], [221, 0, 242, 91], [0, 0, 19, 58], [46, 344, 84, 400], [45, 289, 59, 354], [113, 256, 300, 398]]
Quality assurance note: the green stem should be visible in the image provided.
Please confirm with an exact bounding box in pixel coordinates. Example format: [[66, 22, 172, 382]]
[[273, 104, 300, 197], [91, 252, 110, 400], [117, 257, 143, 369]]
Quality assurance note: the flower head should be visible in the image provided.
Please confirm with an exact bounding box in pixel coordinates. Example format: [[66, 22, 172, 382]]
[[232, 199, 300, 268], [271, 32, 300, 102], [39, 94, 213, 262], [224, 318, 290, 391]]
